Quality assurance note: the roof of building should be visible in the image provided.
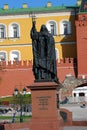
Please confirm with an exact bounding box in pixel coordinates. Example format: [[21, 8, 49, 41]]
[[0, 5, 79, 15]]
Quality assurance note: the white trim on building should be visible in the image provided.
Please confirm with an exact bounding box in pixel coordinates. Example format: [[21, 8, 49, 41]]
[[72, 86, 87, 103]]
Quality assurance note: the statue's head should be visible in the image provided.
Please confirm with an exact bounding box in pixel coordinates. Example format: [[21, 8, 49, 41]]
[[40, 25, 48, 32]]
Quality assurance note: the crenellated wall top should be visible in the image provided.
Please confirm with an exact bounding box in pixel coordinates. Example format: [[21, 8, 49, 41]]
[[0, 58, 77, 69]]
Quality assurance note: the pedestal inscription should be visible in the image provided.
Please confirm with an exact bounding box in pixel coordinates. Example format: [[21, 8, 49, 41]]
[[36, 96, 51, 110]]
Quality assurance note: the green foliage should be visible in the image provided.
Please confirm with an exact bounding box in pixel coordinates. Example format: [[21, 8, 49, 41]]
[[13, 94, 31, 105], [0, 96, 14, 104], [0, 94, 31, 105]]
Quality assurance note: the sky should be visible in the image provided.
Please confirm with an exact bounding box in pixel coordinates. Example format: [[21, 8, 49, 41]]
[[0, 0, 77, 9]]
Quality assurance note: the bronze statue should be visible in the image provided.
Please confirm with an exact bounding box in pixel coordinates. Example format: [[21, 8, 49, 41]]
[[30, 21, 59, 83]]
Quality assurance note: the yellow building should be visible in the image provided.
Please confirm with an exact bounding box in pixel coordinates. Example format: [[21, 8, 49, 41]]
[[0, 3, 79, 63]]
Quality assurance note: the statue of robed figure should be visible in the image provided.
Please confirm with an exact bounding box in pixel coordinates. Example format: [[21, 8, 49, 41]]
[[30, 20, 59, 83]]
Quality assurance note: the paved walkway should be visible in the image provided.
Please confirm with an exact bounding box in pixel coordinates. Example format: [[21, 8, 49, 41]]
[[61, 126, 87, 130], [60, 104, 87, 121]]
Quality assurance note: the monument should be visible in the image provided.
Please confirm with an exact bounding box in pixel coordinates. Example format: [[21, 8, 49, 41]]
[[30, 20, 59, 83], [28, 16, 62, 130]]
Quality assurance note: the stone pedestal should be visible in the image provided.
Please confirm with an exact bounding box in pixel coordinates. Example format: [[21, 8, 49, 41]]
[[28, 81, 61, 130]]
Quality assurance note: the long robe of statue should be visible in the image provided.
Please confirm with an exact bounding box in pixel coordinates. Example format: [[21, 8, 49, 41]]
[[30, 21, 59, 83]]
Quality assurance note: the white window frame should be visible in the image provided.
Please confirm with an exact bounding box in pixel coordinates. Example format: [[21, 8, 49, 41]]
[[46, 20, 58, 36], [0, 51, 8, 62], [8, 22, 20, 38], [59, 20, 71, 35], [55, 48, 60, 62], [0, 24, 6, 39], [10, 50, 21, 64]]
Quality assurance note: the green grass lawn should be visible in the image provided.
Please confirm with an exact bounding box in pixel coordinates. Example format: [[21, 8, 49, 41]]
[[0, 115, 32, 119], [0, 115, 32, 123]]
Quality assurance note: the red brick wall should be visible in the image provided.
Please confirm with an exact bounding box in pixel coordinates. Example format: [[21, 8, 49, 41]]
[[0, 59, 76, 97], [60, 108, 72, 126], [57, 58, 77, 81], [4, 122, 29, 130], [76, 18, 87, 78]]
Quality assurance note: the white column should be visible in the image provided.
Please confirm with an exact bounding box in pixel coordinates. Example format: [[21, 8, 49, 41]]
[[76, 93, 79, 97], [75, 92, 79, 102], [85, 93, 87, 101]]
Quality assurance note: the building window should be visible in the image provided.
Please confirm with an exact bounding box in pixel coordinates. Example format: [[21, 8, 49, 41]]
[[79, 93, 85, 97], [10, 50, 21, 64], [64, 23, 68, 35], [0, 51, 7, 61], [50, 24, 55, 35], [9, 23, 20, 38], [74, 93, 76, 97], [13, 26, 18, 38], [60, 20, 71, 35], [0, 25, 6, 39], [46, 21, 58, 35]]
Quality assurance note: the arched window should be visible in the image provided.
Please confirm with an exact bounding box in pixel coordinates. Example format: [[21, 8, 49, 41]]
[[9, 23, 20, 38], [0, 51, 7, 61], [10, 50, 21, 63], [46, 21, 58, 35], [0, 24, 6, 39], [60, 20, 71, 35]]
